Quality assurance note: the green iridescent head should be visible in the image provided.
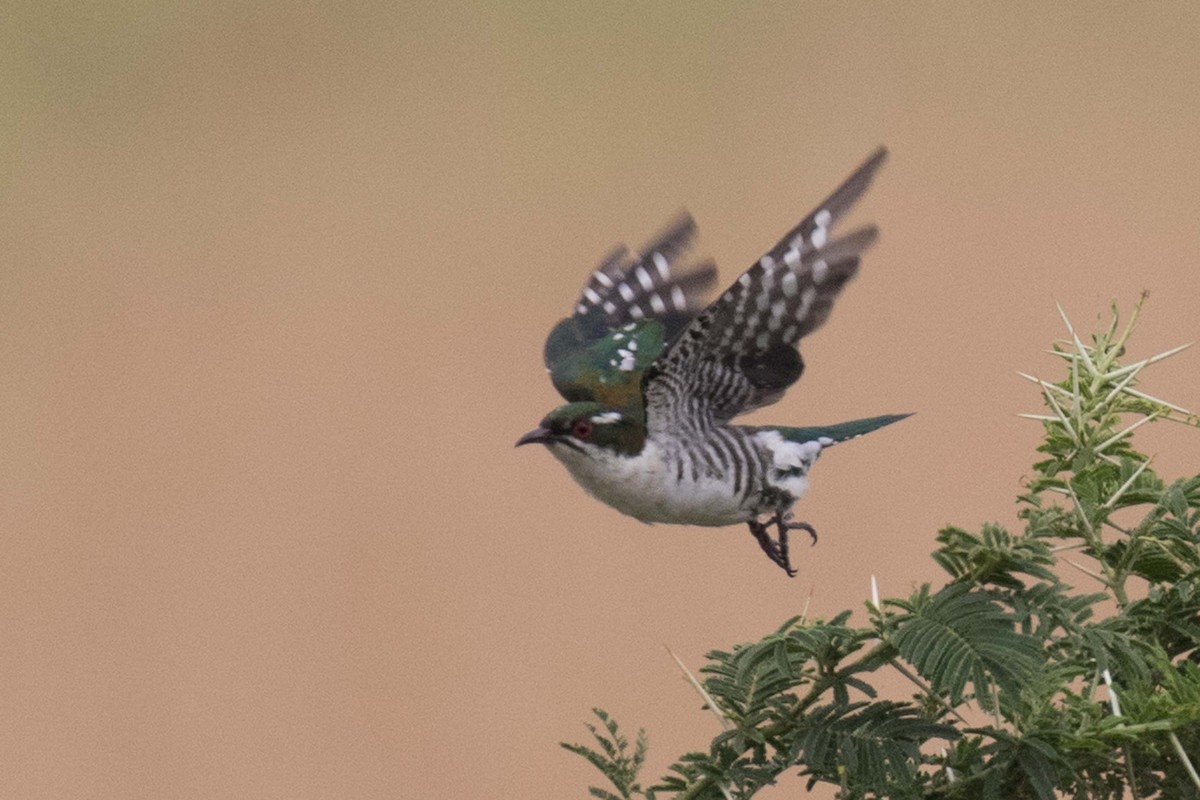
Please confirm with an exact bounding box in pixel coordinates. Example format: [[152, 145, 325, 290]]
[[515, 401, 645, 456]]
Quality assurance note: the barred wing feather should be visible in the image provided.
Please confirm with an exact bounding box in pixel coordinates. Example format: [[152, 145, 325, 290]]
[[643, 148, 888, 433]]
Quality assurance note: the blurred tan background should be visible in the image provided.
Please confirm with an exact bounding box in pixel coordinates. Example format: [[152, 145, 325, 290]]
[[4, 3, 1200, 798]]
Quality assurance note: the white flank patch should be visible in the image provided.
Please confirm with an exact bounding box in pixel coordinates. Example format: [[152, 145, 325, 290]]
[[753, 430, 825, 499]]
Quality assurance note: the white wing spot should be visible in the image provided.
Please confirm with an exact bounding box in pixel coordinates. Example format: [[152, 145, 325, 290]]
[[649, 293, 667, 314], [782, 324, 799, 341], [738, 273, 752, 287], [811, 258, 828, 284], [623, 322, 637, 331], [635, 265, 654, 291], [670, 285, 686, 310], [652, 252, 670, 281], [798, 286, 816, 319], [575, 303, 588, 315], [612, 332, 625, 341], [780, 270, 798, 298], [603, 300, 617, 315], [618, 283, 635, 302], [616, 349, 636, 370], [583, 287, 602, 304], [759, 254, 775, 270], [627, 339, 637, 351], [783, 247, 800, 267], [811, 209, 832, 249], [755, 332, 770, 349], [628, 306, 645, 319], [593, 270, 614, 288]]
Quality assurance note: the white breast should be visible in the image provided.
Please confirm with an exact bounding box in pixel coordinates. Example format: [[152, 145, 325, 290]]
[[548, 439, 752, 527]]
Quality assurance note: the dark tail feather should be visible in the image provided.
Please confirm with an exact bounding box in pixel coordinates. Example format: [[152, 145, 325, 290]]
[[770, 413, 912, 445]]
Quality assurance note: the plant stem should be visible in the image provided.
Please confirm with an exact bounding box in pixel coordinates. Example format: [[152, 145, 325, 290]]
[[1169, 731, 1200, 793]]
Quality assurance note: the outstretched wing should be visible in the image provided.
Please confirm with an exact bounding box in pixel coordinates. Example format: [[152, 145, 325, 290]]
[[569, 214, 716, 332], [643, 148, 887, 434], [544, 214, 719, 406]]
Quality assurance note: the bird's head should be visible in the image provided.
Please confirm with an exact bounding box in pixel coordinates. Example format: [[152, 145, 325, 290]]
[[515, 401, 645, 458]]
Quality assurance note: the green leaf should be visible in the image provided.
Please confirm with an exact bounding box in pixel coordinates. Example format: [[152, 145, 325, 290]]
[[790, 701, 957, 794], [890, 584, 1042, 705]]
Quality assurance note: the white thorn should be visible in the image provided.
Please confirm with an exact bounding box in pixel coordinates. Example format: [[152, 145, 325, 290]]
[[1102, 669, 1122, 716], [1102, 457, 1153, 509], [666, 645, 731, 731], [1096, 413, 1159, 452]]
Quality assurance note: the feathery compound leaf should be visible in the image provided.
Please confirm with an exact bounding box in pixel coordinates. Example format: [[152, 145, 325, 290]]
[[890, 584, 1042, 705], [933, 524, 1057, 588], [561, 709, 647, 800], [790, 701, 957, 794], [700, 617, 863, 717]]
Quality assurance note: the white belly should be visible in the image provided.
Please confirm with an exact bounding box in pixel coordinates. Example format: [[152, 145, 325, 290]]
[[550, 439, 752, 527]]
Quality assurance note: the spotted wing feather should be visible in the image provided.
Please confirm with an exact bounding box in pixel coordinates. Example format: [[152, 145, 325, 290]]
[[543, 214, 720, 405], [571, 213, 718, 336], [643, 148, 888, 432]]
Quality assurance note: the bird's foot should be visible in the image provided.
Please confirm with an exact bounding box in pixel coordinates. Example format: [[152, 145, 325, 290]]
[[779, 511, 818, 545], [747, 519, 798, 577]]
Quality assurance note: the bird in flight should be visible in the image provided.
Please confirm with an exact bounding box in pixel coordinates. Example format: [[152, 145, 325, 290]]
[[517, 148, 907, 575]]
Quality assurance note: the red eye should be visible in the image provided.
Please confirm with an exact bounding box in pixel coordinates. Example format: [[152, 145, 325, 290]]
[[571, 420, 594, 440]]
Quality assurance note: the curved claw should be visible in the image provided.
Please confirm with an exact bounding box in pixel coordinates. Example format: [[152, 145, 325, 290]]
[[780, 511, 818, 545], [747, 520, 798, 577]]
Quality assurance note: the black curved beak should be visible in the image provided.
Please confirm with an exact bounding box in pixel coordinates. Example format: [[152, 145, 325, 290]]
[[515, 427, 554, 447]]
